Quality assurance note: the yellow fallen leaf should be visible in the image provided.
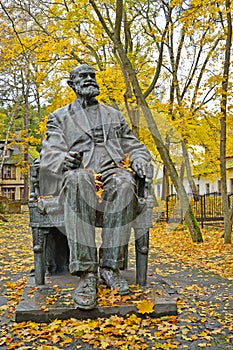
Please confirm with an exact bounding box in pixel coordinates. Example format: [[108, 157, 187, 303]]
[[41, 305, 49, 312], [137, 299, 154, 314], [6, 281, 16, 289], [61, 337, 73, 344], [198, 344, 211, 348], [37, 346, 60, 350], [101, 340, 110, 349]]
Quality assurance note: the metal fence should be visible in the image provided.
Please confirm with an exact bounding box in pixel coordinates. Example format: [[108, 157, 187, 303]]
[[166, 192, 233, 228]]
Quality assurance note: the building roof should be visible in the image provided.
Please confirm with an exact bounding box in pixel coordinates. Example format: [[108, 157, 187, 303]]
[[0, 141, 23, 165]]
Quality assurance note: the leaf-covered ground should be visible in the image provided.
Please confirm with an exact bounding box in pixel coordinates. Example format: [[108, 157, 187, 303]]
[[0, 213, 233, 349]]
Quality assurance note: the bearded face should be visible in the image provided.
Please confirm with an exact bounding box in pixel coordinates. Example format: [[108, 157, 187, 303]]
[[71, 67, 100, 99]]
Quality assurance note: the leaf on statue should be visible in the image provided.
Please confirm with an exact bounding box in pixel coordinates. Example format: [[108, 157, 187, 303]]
[[94, 172, 104, 201], [37, 195, 54, 200], [120, 153, 133, 172]]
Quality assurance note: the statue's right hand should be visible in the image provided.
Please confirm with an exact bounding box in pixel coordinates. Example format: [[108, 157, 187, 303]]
[[63, 151, 83, 171]]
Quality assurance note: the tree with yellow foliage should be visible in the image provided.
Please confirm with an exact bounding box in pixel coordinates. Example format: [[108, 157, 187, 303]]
[[0, 0, 203, 241], [1, 0, 232, 241]]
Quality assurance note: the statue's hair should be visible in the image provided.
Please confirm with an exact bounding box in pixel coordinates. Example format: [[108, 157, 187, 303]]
[[69, 64, 94, 81]]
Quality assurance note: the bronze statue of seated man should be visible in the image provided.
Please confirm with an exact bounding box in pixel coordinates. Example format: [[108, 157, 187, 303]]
[[39, 64, 151, 310]]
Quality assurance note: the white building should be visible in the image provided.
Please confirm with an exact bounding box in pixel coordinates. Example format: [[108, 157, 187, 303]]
[[154, 158, 233, 198]]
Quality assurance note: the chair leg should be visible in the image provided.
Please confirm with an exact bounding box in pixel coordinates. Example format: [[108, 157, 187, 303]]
[[122, 244, 128, 270], [135, 229, 149, 286], [32, 228, 47, 285], [34, 250, 45, 285]]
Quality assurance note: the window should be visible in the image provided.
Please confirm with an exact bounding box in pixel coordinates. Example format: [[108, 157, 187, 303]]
[[206, 183, 210, 194], [2, 187, 15, 200], [2, 165, 16, 180]]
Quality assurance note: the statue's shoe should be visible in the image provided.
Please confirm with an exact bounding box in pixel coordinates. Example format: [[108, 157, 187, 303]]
[[73, 272, 97, 310], [100, 267, 129, 295]]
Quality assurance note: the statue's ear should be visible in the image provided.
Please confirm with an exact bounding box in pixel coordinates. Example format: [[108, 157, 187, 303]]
[[67, 80, 74, 89]]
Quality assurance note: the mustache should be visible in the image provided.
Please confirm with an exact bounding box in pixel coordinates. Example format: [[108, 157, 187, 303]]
[[82, 82, 99, 88]]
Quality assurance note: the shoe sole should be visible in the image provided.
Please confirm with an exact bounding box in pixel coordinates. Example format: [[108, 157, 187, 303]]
[[74, 300, 97, 310]]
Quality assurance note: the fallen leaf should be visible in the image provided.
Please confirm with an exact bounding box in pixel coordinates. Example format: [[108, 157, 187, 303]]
[[137, 299, 154, 314]]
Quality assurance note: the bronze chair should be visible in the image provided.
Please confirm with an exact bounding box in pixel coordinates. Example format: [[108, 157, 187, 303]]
[[28, 159, 154, 286]]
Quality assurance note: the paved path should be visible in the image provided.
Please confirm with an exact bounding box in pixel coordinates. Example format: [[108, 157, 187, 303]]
[[147, 250, 233, 349]]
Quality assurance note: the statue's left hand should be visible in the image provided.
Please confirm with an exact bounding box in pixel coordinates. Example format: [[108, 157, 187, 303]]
[[131, 159, 150, 178]]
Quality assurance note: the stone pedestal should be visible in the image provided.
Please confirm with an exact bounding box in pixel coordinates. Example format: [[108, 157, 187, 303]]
[[16, 270, 177, 323]]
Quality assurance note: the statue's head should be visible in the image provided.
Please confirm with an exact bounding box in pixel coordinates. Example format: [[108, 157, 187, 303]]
[[67, 64, 100, 99]]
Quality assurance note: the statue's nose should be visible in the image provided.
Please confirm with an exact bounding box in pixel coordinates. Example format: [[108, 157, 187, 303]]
[[87, 74, 95, 80]]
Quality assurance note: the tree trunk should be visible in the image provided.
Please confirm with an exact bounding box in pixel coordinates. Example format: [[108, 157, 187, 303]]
[[182, 140, 199, 200], [162, 165, 169, 200], [180, 162, 185, 183], [23, 95, 29, 200], [0, 110, 15, 175], [220, 0, 232, 244], [161, 135, 170, 200], [90, 0, 203, 242], [131, 108, 140, 139]]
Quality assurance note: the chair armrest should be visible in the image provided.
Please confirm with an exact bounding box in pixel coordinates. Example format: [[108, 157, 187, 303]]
[[135, 163, 154, 199], [134, 163, 154, 229], [29, 158, 40, 202]]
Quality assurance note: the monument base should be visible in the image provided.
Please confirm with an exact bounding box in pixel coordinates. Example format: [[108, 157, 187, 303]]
[[15, 270, 177, 323]]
